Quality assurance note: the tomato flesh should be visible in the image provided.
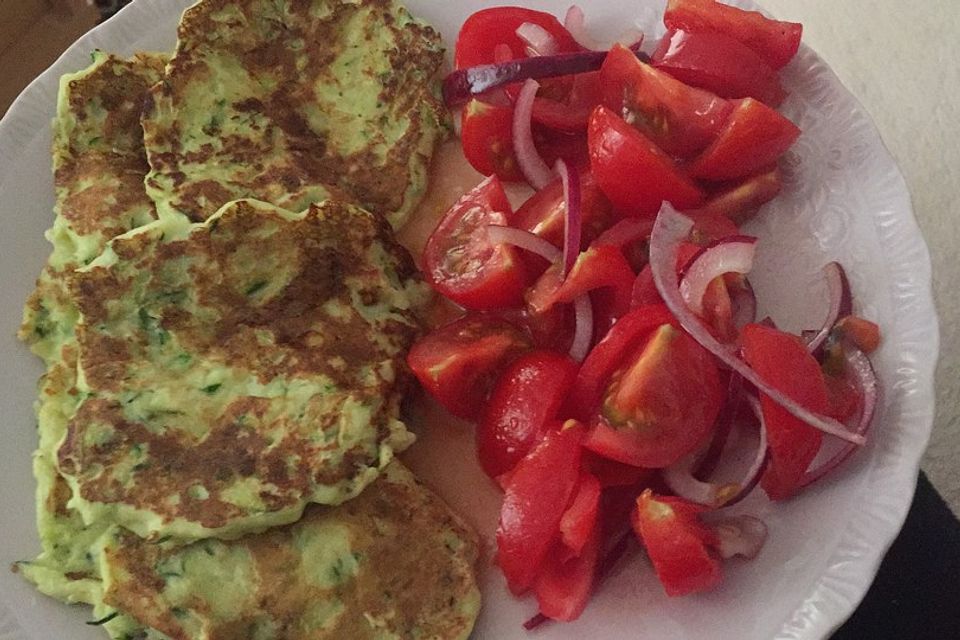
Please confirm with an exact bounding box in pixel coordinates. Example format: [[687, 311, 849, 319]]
[[741, 323, 831, 500], [587, 323, 723, 468], [407, 314, 531, 420], [654, 29, 786, 107], [423, 175, 530, 310], [460, 100, 524, 181], [478, 350, 580, 478], [687, 98, 800, 182], [600, 44, 732, 158], [664, 0, 802, 70], [533, 71, 604, 132], [497, 423, 584, 594], [702, 166, 783, 223], [631, 490, 722, 597], [514, 171, 613, 249], [559, 471, 602, 556], [588, 106, 705, 218], [534, 527, 600, 622]]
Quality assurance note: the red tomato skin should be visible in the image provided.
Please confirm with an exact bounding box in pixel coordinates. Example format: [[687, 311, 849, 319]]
[[565, 304, 677, 421], [460, 100, 524, 181], [423, 175, 530, 310], [631, 490, 723, 597], [534, 528, 600, 622], [653, 29, 786, 107], [477, 350, 580, 478], [588, 106, 705, 218], [687, 98, 801, 182], [455, 7, 581, 69], [600, 44, 733, 158], [585, 451, 655, 488], [586, 324, 724, 468], [532, 71, 604, 132], [497, 424, 584, 594], [664, 0, 803, 70], [514, 171, 614, 249], [741, 323, 832, 500], [631, 265, 663, 308], [559, 471, 602, 556], [407, 314, 532, 420]]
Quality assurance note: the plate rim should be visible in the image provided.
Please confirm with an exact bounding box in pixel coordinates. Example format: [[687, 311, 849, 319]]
[[0, 1, 940, 639]]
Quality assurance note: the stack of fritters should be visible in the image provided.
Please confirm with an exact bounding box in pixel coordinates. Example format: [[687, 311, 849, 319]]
[[17, 2, 480, 639]]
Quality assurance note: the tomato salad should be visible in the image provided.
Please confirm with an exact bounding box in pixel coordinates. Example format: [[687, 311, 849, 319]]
[[409, 0, 882, 626]]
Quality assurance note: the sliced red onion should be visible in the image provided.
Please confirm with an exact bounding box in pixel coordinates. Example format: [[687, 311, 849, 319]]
[[800, 347, 879, 488], [485, 224, 561, 263], [679, 236, 758, 316], [805, 262, 852, 353], [556, 159, 582, 276], [563, 5, 645, 52], [707, 515, 768, 560], [442, 48, 649, 107], [663, 393, 768, 508], [569, 295, 594, 363], [729, 277, 758, 330], [513, 79, 555, 189], [649, 205, 866, 446], [517, 22, 559, 56]]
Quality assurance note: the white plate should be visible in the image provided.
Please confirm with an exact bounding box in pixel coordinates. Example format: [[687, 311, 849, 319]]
[[0, 1, 938, 639]]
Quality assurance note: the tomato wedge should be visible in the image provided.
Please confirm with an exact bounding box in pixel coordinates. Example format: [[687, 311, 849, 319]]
[[534, 527, 600, 622], [631, 490, 722, 597], [497, 423, 584, 594], [664, 0, 803, 70], [423, 175, 529, 310], [653, 29, 786, 107], [533, 71, 604, 132], [600, 44, 732, 158], [454, 7, 581, 69], [687, 98, 800, 182], [588, 106, 705, 218], [407, 314, 532, 420], [741, 323, 831, 500], [460, 99, 524, 181], [559, 471, 602, 556], [566, 304, 677, 420], [514, 171, 613, 249], [586, 323, 723, 468], [478, 350, 580, 478], [701, 166, 783, 223]]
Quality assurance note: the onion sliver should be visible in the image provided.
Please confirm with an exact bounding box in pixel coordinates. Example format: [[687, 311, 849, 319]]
[[706, 515, 768, 560], [486, 224, 561, 263], [516, 22, 558, 56], [805, 262, 852, 353], [679, 236, 758, 316], [801, 347, 879, 488], [650, 205, 866, 446], [513, 79, 555, 189], [556, 159, 582, 276], [563, 5, 644, 52], [569, 295, 594, 363], [443, 48, 647, 107]]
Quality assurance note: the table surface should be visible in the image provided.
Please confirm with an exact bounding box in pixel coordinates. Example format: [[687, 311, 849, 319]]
[[0, 1, 956, 514]]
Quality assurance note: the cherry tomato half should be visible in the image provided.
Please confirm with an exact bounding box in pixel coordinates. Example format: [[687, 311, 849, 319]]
[[588, 106, 705, 218], [407, 314, 532, 420], [454, 7, 581, 69], [423, 175, 530, 310]]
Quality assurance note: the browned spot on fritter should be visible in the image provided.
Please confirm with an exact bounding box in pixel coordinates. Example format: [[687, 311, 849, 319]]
[[142, 0, 445, 223], [102, 463, 479, 640]]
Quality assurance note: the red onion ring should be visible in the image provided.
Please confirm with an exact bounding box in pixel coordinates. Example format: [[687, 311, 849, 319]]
[[805, 262, 852, 353], [649, 205, 866, 446], [556, 159, 582, 276], [569, 295, 594, 363], [513, 79, 555, 189], [517, 22, 559, 56], [800, 347, 879, 488], [663, 392, 768, 508], [679, 236, 758, 316], [485, 224, 562, 263], [442, 48, 649, 107], [706, 514, 768, 560], [563, 5, 645, 52]]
